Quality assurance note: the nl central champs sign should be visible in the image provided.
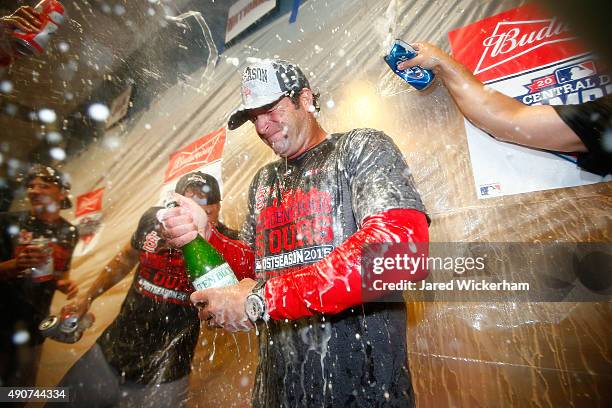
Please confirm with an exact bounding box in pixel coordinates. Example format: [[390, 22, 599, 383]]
[[449, 3, 610, 199]]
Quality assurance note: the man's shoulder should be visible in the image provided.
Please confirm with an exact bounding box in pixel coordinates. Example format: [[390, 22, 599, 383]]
[[332, 128, 399, 158], [334, 128, 392, 145], [253, 161, 280, 183], [56, 216, 79, 240]]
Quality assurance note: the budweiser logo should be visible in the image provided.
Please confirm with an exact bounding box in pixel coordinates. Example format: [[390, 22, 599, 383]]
[[165, 128, 225, 183], [76, 188, 104, 217], [79, 196, 101, 211], [167, 141, 216, 179], [475, 17, 574, 75]]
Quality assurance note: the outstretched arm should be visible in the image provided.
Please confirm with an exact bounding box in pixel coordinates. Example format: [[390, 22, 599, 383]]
[[399, 42, 586, 152], [61, 241, 139, 317], [265, 209, 429, 320]]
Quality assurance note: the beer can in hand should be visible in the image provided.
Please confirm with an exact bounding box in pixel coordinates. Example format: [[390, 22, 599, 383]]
[[11, 0, 65, 56], [17, 236, 54, 282], [39, 313, 94, 343], [384, 39, 435, 91]]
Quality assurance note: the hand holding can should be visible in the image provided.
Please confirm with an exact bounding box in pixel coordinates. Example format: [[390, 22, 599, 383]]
[[0, 6, 42, 33], [9, 0, 64, 56], [39, 312, 95, 343], [384, 39, 435, 90]]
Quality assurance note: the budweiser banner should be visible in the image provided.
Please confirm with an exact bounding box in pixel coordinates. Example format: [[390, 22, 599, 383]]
[[160, 127, 226, 202], [73, 188, 105, 257], [449, 3, 610, 199], [225, 0, 277, 44]]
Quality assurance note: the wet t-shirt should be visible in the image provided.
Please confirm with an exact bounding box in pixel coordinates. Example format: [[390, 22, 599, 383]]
[[0, 211, 78, 347], [97, 207, 199, 384], [242, 129, 427, 407]]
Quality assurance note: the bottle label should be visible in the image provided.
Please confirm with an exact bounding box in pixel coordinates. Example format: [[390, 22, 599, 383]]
[[192, 263, 238, 291]]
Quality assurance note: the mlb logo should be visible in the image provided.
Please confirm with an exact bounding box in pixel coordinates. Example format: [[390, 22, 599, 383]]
[[479, 184, 501, 197], [555, 61, 596, 84]]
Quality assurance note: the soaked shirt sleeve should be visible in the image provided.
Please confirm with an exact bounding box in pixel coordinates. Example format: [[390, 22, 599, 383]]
[[342, 128, 427, 224]]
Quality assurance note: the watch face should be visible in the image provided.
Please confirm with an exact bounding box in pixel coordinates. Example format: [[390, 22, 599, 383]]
[[246, 294, 264, 322]]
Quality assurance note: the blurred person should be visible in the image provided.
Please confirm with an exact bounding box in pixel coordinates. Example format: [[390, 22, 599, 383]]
[[398, 42, 612, 176], [0, 164, 78, 387], [0, 5, 42, 67], [54, 171, 242, 407], [159, 59, 429, 407], [175, 172, 239, 240]]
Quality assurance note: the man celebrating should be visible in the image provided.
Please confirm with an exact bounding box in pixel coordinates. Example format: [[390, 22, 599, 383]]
[[0, 164, 78, 386], [55, 171, 243, 407], [161, 59, 429, 406]]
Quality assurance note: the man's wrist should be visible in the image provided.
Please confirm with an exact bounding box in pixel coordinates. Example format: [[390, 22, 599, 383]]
[[245, 280, 269, 322], [83, 291, 96, 305]]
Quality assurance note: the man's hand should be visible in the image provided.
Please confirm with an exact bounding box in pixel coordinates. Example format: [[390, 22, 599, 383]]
[[0, 6, 42, 33], [190, 278, 257, 332], [0, 6, 42, 66], [157, 193, 212, 247], [15, 245, 50, 269], [60, 295, 91, 318], [397, 42, 455, 73], [56, 279, 79, 299], [1, 6, 43, 34]]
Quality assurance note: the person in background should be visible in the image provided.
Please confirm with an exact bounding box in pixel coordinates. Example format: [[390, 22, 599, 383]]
[[54, 171, 243, 407], [399, 42, 612, 176], [160, 58, 429, 407], [0, 164, 78, 387], [174, 172, 239, 240]]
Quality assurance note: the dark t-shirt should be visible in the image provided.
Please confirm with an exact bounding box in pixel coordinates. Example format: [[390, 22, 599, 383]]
[[97, 207, 199, 384], [553, 95, 612, 175], [0, 211, 78, 346], [242, 129, 427, 407]]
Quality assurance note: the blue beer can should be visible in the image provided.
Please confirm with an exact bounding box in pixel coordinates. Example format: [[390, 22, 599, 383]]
[[384, 39, 435, 90]]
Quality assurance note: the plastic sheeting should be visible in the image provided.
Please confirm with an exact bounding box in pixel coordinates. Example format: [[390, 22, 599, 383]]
[[16, 0, 611, 406]]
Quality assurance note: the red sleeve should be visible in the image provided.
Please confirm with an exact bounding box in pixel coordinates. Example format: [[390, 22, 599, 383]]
[[264, 208, 429, 320], [207, 226, 256, 281]]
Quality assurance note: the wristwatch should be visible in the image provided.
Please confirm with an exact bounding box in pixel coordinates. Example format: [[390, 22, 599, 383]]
[[245, 280, 269, 323]]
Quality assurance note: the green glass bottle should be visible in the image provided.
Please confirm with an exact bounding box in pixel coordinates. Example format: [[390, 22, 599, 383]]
[[181, 234, 238, 291], [165, 200, 238, 290]]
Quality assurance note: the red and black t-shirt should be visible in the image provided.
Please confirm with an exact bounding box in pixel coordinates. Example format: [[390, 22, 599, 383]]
[[0, 211, 78, 346], [242, 129, 426, 407], [97, 207, 199, 384]]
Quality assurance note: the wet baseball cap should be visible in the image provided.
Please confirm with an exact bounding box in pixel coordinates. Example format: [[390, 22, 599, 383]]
[[227, 58, 310, 130], [174, 172, 221, 205], [24, 164, 72, 209]]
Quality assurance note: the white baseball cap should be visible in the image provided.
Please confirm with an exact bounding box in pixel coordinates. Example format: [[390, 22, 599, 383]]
[[228, 59, 310, 130]]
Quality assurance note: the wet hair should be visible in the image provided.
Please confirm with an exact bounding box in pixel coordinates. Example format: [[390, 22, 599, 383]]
[[288, 89, 320, 113]]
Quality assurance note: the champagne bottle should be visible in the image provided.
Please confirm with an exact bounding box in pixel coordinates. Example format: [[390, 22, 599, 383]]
[[182, 234, 238, 290], [165, 200, 238, 290]]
